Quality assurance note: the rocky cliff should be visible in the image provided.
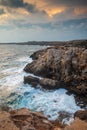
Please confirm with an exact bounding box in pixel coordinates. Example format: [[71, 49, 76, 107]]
[[24, 46, 87, 97]]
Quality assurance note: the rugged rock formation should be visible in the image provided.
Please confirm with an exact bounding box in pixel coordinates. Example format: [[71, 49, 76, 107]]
[[0, 111, 19, 130], [23, 45, 87, 129], [0, 108, 87, 130], [0, 108, 54, 130], [24, 76, 65, 89], [24, 46, 87, 96]]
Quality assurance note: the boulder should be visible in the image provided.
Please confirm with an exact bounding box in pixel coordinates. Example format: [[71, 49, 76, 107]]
[[24, 76, 39, 87], [24, 76, 66, 90]]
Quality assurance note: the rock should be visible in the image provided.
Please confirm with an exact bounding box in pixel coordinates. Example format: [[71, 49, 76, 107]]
[[24, 76, 65, 90], [24, 46, 87, 95], [39, 78, 65, 90], [30, 48, 49, 60], [74, 110, 87, 121], [0, 111, 19, 130], [10, 108, 53, 130], [57, 111, 72, 123], [24, 76, 39, 87], [51, 120, 66, 130], [74, 95, 87, 108], [0, 108, 54, 130], [0, 103, 11, 112], [0, 108, 87, 130], [39, 78, 64, 89], [64, 118, 87, 130], [70, 83, 87, 95]]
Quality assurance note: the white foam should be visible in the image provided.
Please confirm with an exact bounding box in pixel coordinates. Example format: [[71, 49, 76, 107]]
[[29, 89, 80, 119], [0, 57, 33, 88], [12, 87, 81, 124], [15, 57, 33, 64]]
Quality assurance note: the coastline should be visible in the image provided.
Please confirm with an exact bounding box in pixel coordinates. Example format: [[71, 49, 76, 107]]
[[0, 41, 87, 130], [0, 40, 87, 48]]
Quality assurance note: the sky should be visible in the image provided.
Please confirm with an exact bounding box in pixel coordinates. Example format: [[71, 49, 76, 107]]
[[0, 0, 87, 43]]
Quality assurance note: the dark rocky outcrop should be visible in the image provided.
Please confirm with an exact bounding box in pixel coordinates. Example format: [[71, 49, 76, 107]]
[[24, 46, 87, 96], [74, 110, 87, 121], [24, 76, 39, 87], [24, 76, 65, 89]]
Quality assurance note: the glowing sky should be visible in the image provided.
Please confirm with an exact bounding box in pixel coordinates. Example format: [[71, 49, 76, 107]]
[[0, 0, 87, 42]]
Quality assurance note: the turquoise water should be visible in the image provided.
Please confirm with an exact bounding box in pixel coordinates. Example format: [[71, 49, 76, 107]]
[[0, 44, 81, 124]]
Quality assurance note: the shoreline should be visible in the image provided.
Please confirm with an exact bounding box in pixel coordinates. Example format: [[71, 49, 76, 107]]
[[0, 107, 87, 130], [23, 43, 87, 123], [0, 39, 87, 48], [0, 41, 87, 130]]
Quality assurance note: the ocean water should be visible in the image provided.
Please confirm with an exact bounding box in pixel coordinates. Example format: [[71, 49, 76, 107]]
[[0, 44, 81, 124]]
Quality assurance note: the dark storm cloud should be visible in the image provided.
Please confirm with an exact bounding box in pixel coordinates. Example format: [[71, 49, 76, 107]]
[[23, 3, 36, 13], [0, 0, 38, 13], [46, 0, 87, 6], [0, 0, 23, 7]]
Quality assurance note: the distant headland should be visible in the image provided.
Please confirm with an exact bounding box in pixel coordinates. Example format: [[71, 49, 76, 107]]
[[0, 39, 87, 48]]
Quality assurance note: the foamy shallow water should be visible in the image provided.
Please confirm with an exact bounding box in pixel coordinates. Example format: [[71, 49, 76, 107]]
[[0, 44, 82, 124]]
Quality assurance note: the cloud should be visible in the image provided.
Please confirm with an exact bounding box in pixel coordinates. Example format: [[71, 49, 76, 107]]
[[0, 8, 5, 15], [0, 0, 42, 13], [0, 18, 87, 43], [0, 0, 87, 19], [0, 0, 87, 33], [0, 0, 23, 8], [42, 0, 87, 17], [45, 0, 87, 7], [6, 17, 87, 31]]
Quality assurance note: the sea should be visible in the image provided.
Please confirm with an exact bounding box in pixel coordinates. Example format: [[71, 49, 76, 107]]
[[0, 44, 82, 124]]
